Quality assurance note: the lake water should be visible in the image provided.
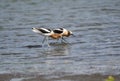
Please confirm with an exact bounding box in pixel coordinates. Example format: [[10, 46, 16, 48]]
[[0, 0, 120, 80]]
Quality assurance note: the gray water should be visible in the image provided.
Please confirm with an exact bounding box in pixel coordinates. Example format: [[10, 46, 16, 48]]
[[0, 0, 120, 80]]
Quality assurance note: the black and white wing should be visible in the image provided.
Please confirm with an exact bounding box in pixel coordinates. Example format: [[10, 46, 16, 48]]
[[53, 29, 63, 34], [32, 27, 52, 36]]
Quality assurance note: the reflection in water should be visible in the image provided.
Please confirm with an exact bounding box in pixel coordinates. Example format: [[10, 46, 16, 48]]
[[21, 43, 72, 77], [43, 43, 70, 56]]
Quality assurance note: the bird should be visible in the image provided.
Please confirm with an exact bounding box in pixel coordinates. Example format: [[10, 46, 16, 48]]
[[32, 27, 63, 46], [32, 27, 73, 46]]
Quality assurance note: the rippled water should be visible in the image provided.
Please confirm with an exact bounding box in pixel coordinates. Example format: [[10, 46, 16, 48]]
[[0, 0, 120, 80]]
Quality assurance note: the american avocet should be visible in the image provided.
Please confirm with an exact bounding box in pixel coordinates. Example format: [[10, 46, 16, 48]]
[[32, 27, 73, 46], [32, 27, 64, 46]]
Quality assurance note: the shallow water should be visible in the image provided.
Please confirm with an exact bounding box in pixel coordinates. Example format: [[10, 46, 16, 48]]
[[0, 0, 120, 80]]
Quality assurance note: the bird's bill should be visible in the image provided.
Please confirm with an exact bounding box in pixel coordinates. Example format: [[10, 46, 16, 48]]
[[71, 33, 76, 37]]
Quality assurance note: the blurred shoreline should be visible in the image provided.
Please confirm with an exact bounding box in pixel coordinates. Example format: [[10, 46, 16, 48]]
[[0, 73, 120, 81]]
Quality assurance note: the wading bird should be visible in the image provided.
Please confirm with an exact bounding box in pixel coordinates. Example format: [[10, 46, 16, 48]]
[[32, 27, 63, 46], [32, 27, 73, 46]]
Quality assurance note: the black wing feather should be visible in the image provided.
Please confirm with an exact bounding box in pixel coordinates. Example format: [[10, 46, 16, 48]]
[[37, 28, 51, 33], [53, 30, 63, 34]]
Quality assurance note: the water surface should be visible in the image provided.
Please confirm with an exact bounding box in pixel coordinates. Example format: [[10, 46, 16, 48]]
[[0, 0, 120, 81]]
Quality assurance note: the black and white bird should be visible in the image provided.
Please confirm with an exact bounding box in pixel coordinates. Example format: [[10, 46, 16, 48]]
[[32, 27, 73, 46], [32, 27, 65, 46]]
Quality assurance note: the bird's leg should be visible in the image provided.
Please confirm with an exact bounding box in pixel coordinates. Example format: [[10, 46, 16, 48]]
[[57, 38, 60, 43], [61, 37, 69, 43], [41, 36, 50, 47], [42, 36, 47, 43], [41, 36, 47, 47], [46, 36, 50, 47]]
